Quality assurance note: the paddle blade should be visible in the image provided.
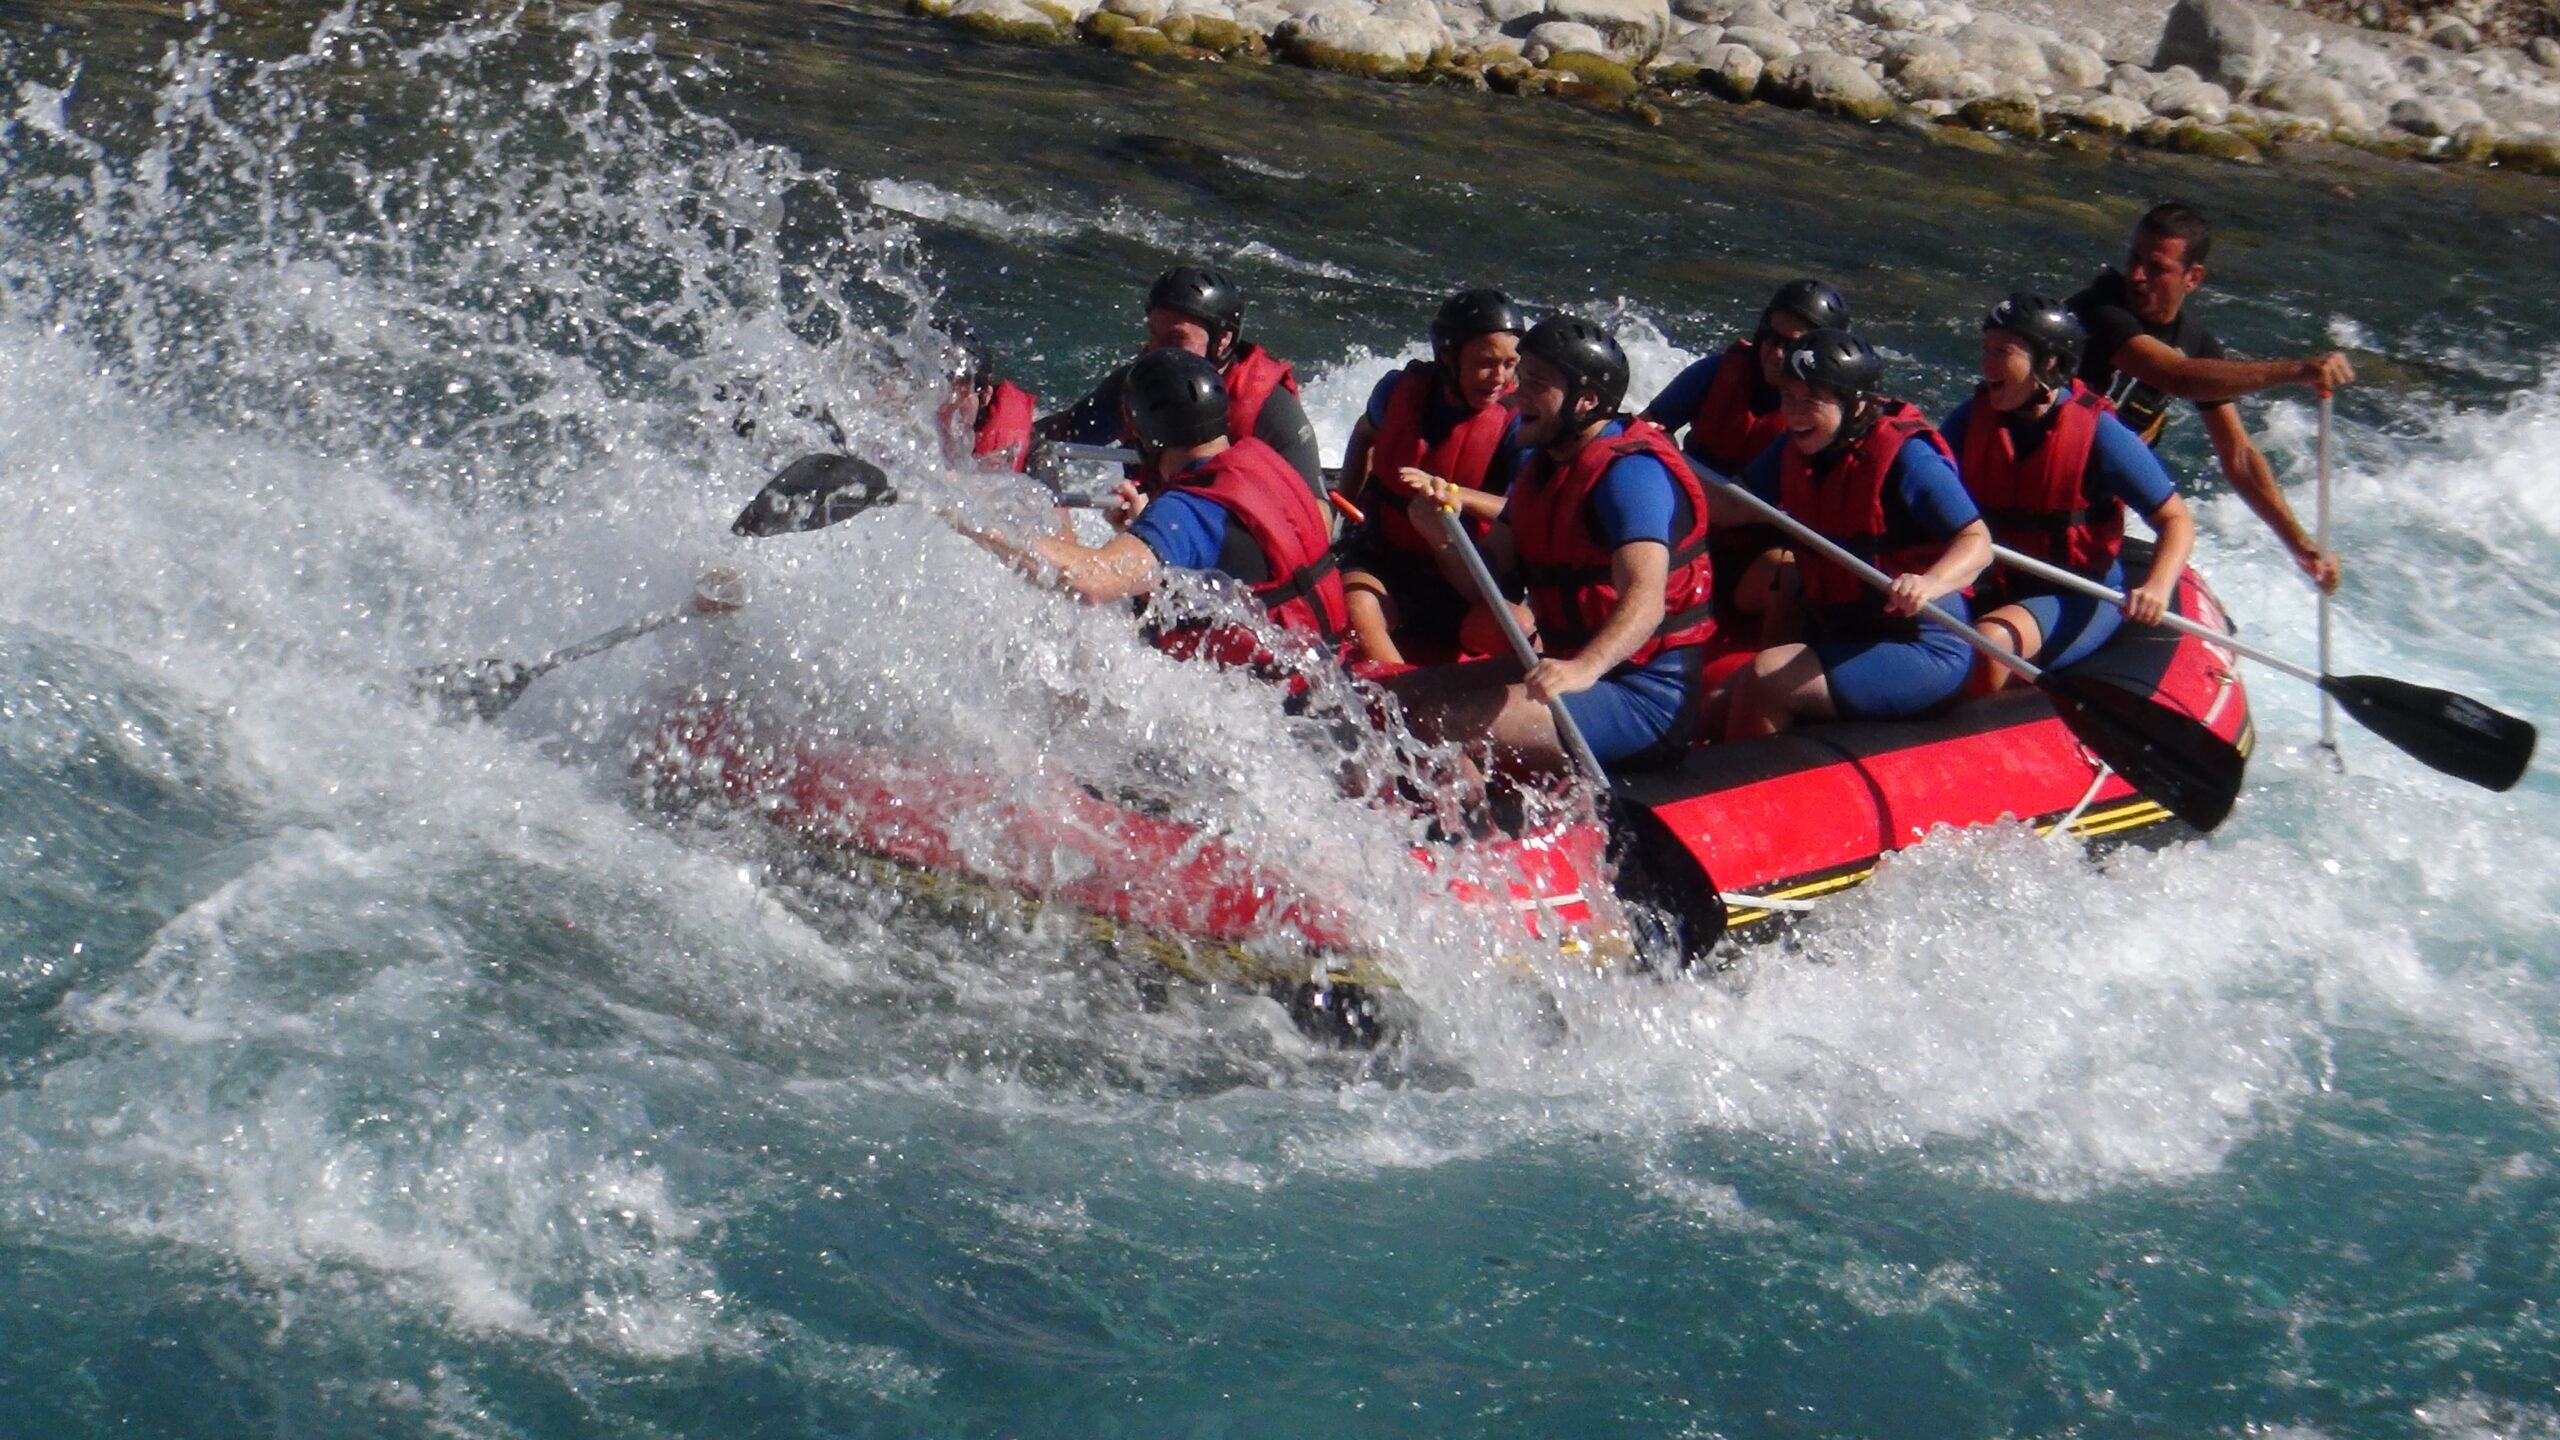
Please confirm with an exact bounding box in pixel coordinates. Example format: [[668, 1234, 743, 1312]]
[[2321, 674, 2537, 792], [411, 658, 539, 724], [731, 453, 895, 536], [2041, 672, 2247, 833]]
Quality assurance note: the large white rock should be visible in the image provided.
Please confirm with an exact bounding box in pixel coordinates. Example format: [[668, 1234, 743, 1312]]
[[2425, 15, 2481, 52], [2315, 35, 2394, 89], [1277, 6, 1453, 67], [2105, 62, 2162, 103], [1882, 31, 1960, 77], [2258, 72, 2374, 130], [1102, 0, 1172, 23], [2074, 92, 2152, 132], [2151, 0, 2269, 95], [1528, 19, 1612, 55], [2042, 38, 2107, 89], [1952, 17, 2051, 84], [1765, 47, 1898, 117], [2148, 76, 2232, 122], [1704, 38, 1766, 92], [1542, 0, 1673, 55], [1857, 0, 1929, 29], [1723, 0, 1787, 30], [949, 0, 1075, 35], [2531, 36, 2560, 70], [1723, 23, 1801, 59]]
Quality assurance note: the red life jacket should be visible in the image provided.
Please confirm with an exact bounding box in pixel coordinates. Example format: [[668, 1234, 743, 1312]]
[[1506, 417, 1716, 667], [1365, 360, 1515, 556], [970, 380, 1036, 473], [1684, 339, 1791, 477], [1777, 400, 1962, 632], [1957, 380, 2122, 604], [1161, 437, 1348, 644], [1221, 343, 1299, 445]]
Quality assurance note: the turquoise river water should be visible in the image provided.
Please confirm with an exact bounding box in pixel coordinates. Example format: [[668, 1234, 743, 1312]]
[[1, 2, 2558, 1435]]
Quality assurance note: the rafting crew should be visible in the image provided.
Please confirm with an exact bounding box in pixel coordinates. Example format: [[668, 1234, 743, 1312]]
[[2069, 202, 2353, 590], [1030, 264, 1329, 504], [1945, 294, 2197, 687], [1394, 316, 1718, 774], [960, 348, 1347, 666], [1336, 288, 1528, 666], [1716, 329, 1993, 740]]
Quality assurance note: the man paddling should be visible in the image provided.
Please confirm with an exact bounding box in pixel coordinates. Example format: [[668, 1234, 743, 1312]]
[[1946, 294, 2197, 688], [2069, 202, 2352, 590], [1337, 288, 1527, 665], [1396, 316, 1717, 775], [964, 348, 1347, 663], [1030, 264, 1328, 503]]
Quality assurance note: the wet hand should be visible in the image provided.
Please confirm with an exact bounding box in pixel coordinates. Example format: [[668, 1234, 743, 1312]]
[[2122, 578, 2173, 626], [2303, 352, 2355, 392], [1108, 480, 1147, 529], [1522, 654, 1603, 706], [1883, 572, 1932, 618], [2297, 543, 2342, 594]]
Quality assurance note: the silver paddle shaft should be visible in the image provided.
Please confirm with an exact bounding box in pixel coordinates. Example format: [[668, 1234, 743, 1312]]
[[1985, 543, 2323, 685], [1429, 506, 1611, 784]]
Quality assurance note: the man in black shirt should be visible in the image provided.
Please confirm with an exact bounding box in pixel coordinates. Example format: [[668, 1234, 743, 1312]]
[[2068, 202, 2354, 590]]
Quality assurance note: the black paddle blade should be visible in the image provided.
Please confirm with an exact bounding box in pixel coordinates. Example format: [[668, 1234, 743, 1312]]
[[730, 453, 895, 536], [411, 658, 539, 724], [2041, 672, 2247, 833], [2321, 674, 2537, 792]]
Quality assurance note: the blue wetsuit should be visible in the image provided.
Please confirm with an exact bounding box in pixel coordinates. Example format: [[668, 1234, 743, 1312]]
[[1740, 433, 1983, 721], [1504, 421, 1698, 766], [1941, 398, 2178, 670], [1639, 352, 1723, 440]]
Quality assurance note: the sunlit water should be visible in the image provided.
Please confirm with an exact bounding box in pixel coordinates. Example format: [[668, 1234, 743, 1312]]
[[1, 3, 2556, 1435]]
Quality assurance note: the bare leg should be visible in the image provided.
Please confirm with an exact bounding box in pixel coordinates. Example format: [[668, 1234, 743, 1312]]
[[1343, 569, 1405, 667], [1971, 604, 2044, 695], [1724, 642, 1836, 741]]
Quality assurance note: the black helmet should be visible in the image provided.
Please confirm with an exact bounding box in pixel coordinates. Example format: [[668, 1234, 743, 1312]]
[[1123, 348, 1229, 449], [1762, 278, 1851, 336], [1428, 288, 1528, 364], [1780, 327, 1886, 400], [1145, 264, 1245, 340], [1982, 291, 2086, 383], [1519, 314, 1629, 420]]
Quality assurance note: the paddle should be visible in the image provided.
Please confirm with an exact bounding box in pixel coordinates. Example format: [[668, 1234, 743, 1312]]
[[2316, 392, 2342, 769], [732, 450, 1112, 537], [1988, 542, 2537, 793], [1429, 505, 1611, 784], [1697, 459, 2249, 832], [413, 603, 700, 723]]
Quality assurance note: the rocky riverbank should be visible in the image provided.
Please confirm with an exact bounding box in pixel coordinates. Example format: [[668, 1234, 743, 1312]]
[[905, 0, 2560, 173]]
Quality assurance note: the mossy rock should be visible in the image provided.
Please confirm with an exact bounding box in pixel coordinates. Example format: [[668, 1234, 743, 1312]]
[[1956, 93, 2043, 139], [1647, 61, 1703, 90], [1110, 23, 1184, 58], [909, 0, 955, 16], [1156, 13, 1195, 44], [950, 4, 1069, 43], [2492, 135, 2560, 176], [1084, 9, 1132, 41], [1545, 50, 1640, 99], [2157, 120, 2262, 163], [1290, 41, 1428, 79], [1188, 15, 1246, 53], [1925, 122, 2008, 154], [2338, 129, 2430, 162], [2051, 128, 2116, 157], [1428, 60, 1494, 90], [1484, 58, 1537, 94]]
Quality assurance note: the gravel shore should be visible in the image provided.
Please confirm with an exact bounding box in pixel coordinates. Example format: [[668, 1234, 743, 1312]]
[[903, 0, 2560, 173]]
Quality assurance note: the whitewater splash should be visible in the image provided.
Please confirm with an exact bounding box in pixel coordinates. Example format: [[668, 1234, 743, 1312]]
[[0, 5, 2555, 1426]]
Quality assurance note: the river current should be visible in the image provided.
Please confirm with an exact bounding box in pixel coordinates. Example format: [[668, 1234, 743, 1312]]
[[1, 3, 2556, 1435]]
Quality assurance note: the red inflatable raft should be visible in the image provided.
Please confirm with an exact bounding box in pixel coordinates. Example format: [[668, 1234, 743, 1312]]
[[636, 556, 2248, 1035], [1613, 558, 2251, 942]]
